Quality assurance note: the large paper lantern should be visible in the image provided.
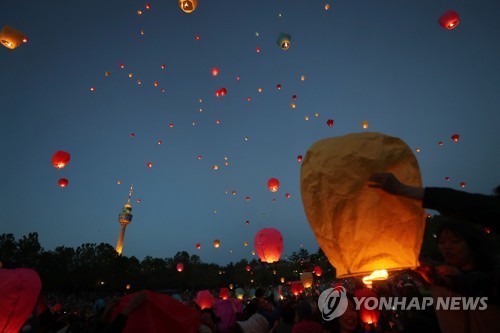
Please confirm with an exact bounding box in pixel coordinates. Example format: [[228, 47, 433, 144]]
[[52, 150, 71, 169], [354, 289, 380, 324], [195, 290, 214, 309], [300, 132, 426, 278], [267, 178, 280, 192], [0, 26, 27, 49], [254, 228, 283, 263], [179, 0, 198, 13], [0, 268, 42, 333], [438, 10, 460, 30], [300, 272, 313, 288]]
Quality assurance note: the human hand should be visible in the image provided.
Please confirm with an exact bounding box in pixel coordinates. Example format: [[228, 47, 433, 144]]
[[368, 173, 404, 194]]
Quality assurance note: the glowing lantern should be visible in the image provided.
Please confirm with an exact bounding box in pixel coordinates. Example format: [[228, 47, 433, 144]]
[[215, 90, 221, 97], [280, 277, 285, 283], [254, 228, 283, 263], [213, 239, 220, 248], [460, 182, 466, 188], [220, 288, 229, 300], [438, 10, 460, 30], [354, 289, 380, 324], [326, 119, 334, 127], [300, 132, 426, 278], [256, 47, 261, 53], [300, 272, 313, 288], [246, 220, 250, 225], [362, 120, 369, 129], [176, 263, 184, 272], [211, 68, 219, 76], [52, 150, 71, 169], [147, 162, 152, 168], [276, 33, 291, 50], [451, 134, 460, 142], [219, 88, 227, 96], [243, 241, 248, 246], [324, 4, 330, 11], [314, 266, 322, 277], [267, 178, 280, 192], [445, 177, 450, 181], [297, 155, 303, 162], [285, 193, 291, 198], [246, 265, 251, 272], [0, 26, 27, 49], [196, 243, 201, 249], [229, 284, 233, 290], [290, 281, 303, 296], [58, 178, 69, 188], [277, 84, 282, 90], [179, 0, 198, 13], [235, 288, 244, 300], [195, 290, 214, 310], [362, 269, 388, 285]]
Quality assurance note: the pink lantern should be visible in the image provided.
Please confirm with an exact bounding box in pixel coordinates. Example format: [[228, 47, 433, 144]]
[[196, 290, 214, 310], [254, 228, 283, 263]]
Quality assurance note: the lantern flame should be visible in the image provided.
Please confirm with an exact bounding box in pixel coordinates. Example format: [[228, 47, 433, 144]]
[[362, 269, 388, 285]]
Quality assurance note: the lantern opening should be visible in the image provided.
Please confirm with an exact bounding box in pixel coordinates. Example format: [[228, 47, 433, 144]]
[[362, 269, 388, 285]]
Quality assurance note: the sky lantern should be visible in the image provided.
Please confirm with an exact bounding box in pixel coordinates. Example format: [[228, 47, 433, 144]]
[[245, 265, 251, 272], [215, 89, 221, 97], [280, 277, 285, 283], [277, 84, 282, 90], [297, 155, 303, 162], [211, 67, 219, 76], [58, 178, 69, 188], [300, 132, 426, 279], [300, 272, 313, 288], [235, 288, 244, 300], [362, 120, 369, 129], [285, 193, 291, 199], [276, 33, 291, 50], [52, 150, 71, 169], [267, 178, 280, 192], [179, 0, 198, 13], [290, 281, 303, 296], [451, 134, 460, 142], [219, 288, 229, 300], [176, 263, 184, 272], [354, 289, 380, 325], [313, 266, 322, 277], [438, 10, 460, 30], [147, 162, 152, 168], [326, 119, 334, 127], [0, 26, 27, 49], [195, 243, 201, 250], [219, 88, 227, 96], [196, 290, 214, 309], [213, 239, 220, 248], [460, 181, 466, 188], [254, 228, 283, 263]]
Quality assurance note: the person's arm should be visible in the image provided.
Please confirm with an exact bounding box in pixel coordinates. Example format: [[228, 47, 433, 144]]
[[368, 173, 424, 200]]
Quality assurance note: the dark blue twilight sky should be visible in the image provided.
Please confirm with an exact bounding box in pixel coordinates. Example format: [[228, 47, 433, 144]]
[[1, 0, 499, 265]]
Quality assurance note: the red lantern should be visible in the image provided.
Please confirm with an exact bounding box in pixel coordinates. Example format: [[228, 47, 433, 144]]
[[176, 263, 184, 272], [195, 290, 214, 310], [297, 155, 303, 162], [354, 289, 380, 325], [292, 95, 297, 100], [215, 89, 221, 97], [326, 119, 334, 127], [451, 134, 460, 142], [285, 193, 291, 198], [52, 150, 71, 169], [313, 266, 322, 277], [460, 182, 466, 188], [438, 10, 460, 30], [219, 288, 229, 300], [267, 178, 280, 192], [254, 228, 283, 263], [219, 88, 227, 96], [195, 243, 201, 250], [147, 162, 153, 168], [211, 68, 219, 76], [290, 281, 304, 296], [245, 265, 251, 272], [58, 178, 69, 188], [276, 84, 282, 90]]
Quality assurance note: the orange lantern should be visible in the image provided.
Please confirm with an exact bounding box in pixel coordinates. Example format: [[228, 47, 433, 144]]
[[245, 265, 251, 272], [179, 0, 198, 13], [52, 150, 71, 169], [254, 228, 283, 263], [438, 10, 460, 30], [58, 178, 69, 188], [280, 277, 285, 283], [213, 239, 220, 248], [219, 287, 229, 300], [354, 289, 380, 325], [211, 68, 219, 76], [300, 132, 426, 278], [313, 266, 322, 277], [300, 272, 313, 288], [195, 290, 214, 309], [267, 178, 280, 192], [0, 26, 27, 49], [176, 263, 184, 272]]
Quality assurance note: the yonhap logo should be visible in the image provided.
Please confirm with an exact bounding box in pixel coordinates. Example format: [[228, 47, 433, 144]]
[[318, 286, 348, 321]]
